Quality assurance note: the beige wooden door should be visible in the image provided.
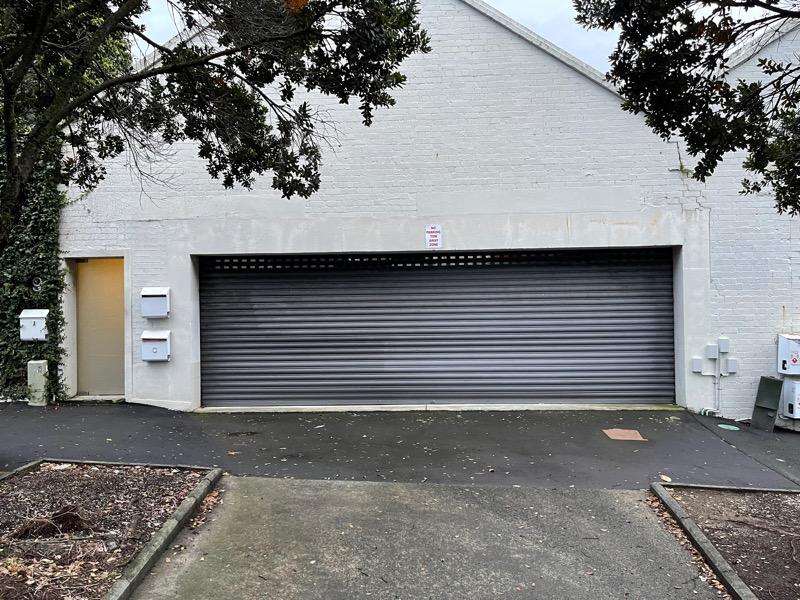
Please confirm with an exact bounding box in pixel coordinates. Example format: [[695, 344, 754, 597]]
[[77, 258, 124, 395]]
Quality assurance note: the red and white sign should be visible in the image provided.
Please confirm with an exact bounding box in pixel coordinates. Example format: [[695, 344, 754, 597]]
[[425, 224, 443, 250]]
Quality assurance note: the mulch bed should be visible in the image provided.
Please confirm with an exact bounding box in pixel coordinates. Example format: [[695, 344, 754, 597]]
[[668, 487, 800, 600], [0, 462, 203, 600]]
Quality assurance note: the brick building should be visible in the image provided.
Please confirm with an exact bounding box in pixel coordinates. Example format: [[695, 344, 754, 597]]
[[59, 0, 800, 418]]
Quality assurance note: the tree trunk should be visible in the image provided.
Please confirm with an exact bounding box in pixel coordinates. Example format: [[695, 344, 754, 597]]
[[0, 176, 24, 252]]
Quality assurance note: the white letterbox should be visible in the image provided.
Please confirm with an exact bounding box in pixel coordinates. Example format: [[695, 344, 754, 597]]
[[141, 287, 170, 319], [19, 309, 49, 341], [778, 334, 800, 375], [141, 330, 171, 362]]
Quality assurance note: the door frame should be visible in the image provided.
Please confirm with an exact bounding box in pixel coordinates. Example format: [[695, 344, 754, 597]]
[[62, 251, 132, 400]]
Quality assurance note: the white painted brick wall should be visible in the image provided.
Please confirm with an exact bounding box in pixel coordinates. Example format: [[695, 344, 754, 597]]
[[62, 0, 694, 232], [696, 29, 800, 419], [61, 0, 710, 410]]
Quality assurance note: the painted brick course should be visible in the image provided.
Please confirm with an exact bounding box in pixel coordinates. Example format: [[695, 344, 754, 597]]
[[59, 0, 777, 414], [696, 29, 800, 419]]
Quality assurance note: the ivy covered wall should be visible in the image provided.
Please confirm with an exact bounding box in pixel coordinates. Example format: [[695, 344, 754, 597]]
[[0, 155, 66, 401]]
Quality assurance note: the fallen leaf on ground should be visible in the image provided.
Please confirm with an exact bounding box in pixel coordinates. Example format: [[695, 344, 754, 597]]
[[660, 474, 673, 482]]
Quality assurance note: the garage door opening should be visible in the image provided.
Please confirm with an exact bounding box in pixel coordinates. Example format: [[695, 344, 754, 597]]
[[199, 249, 675, 408]]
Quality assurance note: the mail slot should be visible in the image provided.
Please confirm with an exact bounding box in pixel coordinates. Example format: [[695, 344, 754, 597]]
[[141, 287, 170, 319], [141, 330, 171, 362]]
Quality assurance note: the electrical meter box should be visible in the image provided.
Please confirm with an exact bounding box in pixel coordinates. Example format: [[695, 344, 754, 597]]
[[141, 287, 170, 319], [19, 309, 49, 341], [782, 379, 800, 419], [778, 334, 800, 375], [141, 330, 170, 362]]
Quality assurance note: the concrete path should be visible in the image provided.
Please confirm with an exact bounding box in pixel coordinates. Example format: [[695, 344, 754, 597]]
[[134, 476, 718, 600], [0, 403, 795, 489]]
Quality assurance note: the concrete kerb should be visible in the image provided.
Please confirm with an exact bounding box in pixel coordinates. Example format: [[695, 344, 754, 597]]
[[649, 482, 800, 600], [195, 402, 684, 414], [0, 458, 45, 483], [0, 457, 222, 600], [105, 467, 223, 600]]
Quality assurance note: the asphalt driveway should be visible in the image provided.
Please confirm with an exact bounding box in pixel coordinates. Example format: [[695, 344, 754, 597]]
[[0, 403, 794, 489], [133, 477, 718, 600], [4, 403, 798, 599]]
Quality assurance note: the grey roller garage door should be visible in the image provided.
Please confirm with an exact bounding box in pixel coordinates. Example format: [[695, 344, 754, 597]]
[[199, 249, 675, 407]]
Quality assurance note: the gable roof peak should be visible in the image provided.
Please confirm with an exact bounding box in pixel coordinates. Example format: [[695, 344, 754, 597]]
[[727, 19, 800, 71], [456, 0, 618, 96]]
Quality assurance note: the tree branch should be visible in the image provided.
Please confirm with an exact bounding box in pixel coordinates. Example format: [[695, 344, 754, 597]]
[[119, 25, 176, 58], [15, 0, 145, 185], [723, 0, 800, 19], [0, 66, 18, 197], [46, 24, 317, 134], [6, 0, 57, 90], [0, 0, 58, 199]]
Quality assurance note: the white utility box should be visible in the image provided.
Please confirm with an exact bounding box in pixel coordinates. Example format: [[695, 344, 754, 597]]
[[27, 360, 48, 407], [19, 309, 49, 341], [724, 357, 739, 375], [141, 330, 171, 362], [778, 334, 800, 375], [782, 379, 800, 419], [141, 287, 170, 319]]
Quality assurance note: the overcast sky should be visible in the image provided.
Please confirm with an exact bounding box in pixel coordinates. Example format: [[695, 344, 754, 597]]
[[485, 1, 617, 71], [139, 1, 618, 72]]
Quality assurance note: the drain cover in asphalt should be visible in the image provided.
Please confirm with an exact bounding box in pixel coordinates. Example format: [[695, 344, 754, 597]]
[[718, 424, 741, 431]]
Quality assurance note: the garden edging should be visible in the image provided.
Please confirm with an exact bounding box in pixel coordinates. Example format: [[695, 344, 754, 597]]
[[0, 458, 222, 600], [648, 482, 800, 600]]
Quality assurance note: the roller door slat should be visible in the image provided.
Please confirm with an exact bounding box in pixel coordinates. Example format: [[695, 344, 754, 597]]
[[199, 249, 675, 407]]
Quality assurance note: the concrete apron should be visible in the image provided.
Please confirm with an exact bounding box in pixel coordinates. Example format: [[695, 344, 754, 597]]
[[195, 403, 682, 414], [133, 476, 718, 600]]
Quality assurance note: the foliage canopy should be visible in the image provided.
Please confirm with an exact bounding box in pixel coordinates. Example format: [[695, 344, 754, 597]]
[[575, 0, 800, 213], [0, 0, 430, 245]]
